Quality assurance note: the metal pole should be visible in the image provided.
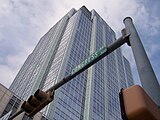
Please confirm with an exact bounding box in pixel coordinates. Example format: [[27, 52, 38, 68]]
[[123, 17, 160, 106], [8, 109, 24, 120], [46, 35, 130, 93]]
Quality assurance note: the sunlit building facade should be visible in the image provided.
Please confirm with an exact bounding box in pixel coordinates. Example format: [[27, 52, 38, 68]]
[[10, 6, 134, 120]]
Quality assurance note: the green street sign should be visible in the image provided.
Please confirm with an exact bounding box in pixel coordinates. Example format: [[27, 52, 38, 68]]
[[71, 46, 107, 75]]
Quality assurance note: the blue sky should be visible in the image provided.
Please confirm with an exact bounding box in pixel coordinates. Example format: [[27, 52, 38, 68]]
[[0, 0, 160, 88]]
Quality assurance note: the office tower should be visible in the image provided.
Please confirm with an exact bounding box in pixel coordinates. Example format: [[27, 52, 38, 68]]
[[9, 6, 134, 120]]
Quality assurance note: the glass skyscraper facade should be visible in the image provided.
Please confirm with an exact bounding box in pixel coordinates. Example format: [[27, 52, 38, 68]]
[[10, 6, 134, 120]]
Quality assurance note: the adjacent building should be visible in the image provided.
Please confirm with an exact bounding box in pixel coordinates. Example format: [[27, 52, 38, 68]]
[[0, 83, 42, 120], [9, 6, 134, 120]]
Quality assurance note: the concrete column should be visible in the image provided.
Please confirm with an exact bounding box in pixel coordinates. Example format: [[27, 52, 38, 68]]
[[123, 17, 160, 106]]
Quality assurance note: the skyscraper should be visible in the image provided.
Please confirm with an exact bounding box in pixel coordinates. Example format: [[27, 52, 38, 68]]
[[9, 6, 134, 120]]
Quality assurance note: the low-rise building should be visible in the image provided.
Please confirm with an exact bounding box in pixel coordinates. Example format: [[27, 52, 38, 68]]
[[0, 83, 42, 120]]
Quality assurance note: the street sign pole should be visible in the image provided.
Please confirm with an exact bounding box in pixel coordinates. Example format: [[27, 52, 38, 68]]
[[46, 34, 130, 93]]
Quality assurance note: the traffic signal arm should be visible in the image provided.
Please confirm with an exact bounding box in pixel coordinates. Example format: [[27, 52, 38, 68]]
[[9, 34, 130, 120], [47, 34, 130, 93]]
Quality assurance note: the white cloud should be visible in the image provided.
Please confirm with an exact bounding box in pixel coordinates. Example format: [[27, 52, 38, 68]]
[[0, 0, 13, 15], [0, 65, 17, 88], [149, 17, 160, 35], [0, 48, 30, 88]]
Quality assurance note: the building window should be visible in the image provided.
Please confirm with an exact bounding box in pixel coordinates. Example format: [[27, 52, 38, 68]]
[[1, 95, 21, 118]]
